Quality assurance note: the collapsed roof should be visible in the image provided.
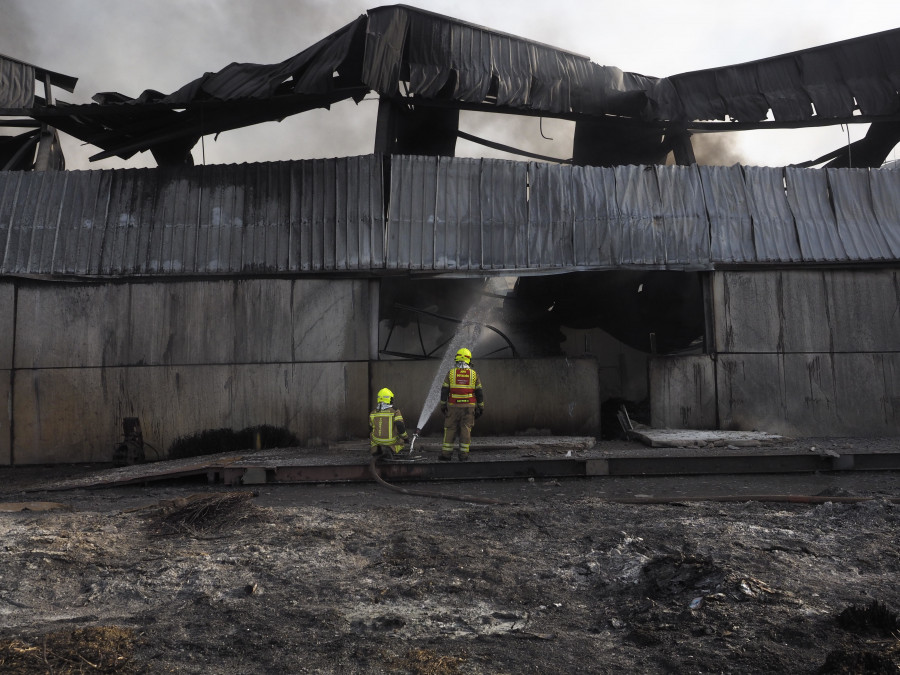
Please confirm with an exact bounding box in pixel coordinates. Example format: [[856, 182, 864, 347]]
[[3, 4, 900, 169]]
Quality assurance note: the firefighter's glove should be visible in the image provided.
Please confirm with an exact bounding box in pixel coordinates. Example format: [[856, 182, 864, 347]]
[[440, 402, 448, 415], [475, 406, 484, 419]]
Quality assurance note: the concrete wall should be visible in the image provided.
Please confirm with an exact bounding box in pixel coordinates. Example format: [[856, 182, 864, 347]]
[[650, 269, 900, 436], [649, 355, 716, 429], [1, 283, 12, 464], [560, 327, 648, 404], [6, 278, 372, 464], [3, 277, 601, 465], [371, 358, 600, 437]]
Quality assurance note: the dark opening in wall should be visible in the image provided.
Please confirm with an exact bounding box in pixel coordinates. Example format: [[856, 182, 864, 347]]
[[378, 271, 705, 361]]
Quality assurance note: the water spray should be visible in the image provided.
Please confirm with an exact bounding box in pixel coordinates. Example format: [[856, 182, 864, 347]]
[[411, 278, 511, 439], [408, 427, 422, 453]]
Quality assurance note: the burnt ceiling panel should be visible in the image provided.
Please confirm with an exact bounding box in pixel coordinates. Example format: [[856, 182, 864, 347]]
[[837, 40, 900, 116], [755, 58, 813, 121], [5, 6, 900, 169], [714, 67, 770, 123], [799, 49, 855, 119]]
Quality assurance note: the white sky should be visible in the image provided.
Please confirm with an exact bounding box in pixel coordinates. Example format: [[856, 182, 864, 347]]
[[4, 0, 900, 170]]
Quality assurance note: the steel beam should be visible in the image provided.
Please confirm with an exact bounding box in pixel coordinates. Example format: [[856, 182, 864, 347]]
[[215, 452, 900, 486]]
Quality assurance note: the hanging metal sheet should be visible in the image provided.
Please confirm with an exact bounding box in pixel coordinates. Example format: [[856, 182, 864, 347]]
[[784, 167, 846, 262], [742, 166, 803, 263], [827, 168, 894, 261], [868, 168, 900, 258], [4, 157, 900, 278], [700, 165, 755, 263], [0, 156, 382, 276]]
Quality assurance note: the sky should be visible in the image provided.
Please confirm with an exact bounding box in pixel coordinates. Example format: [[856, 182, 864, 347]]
[[4, 0, 900, 171]]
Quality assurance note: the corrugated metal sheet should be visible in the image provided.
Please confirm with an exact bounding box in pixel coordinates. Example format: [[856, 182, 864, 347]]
[[0, 54, 76, 109], [3, 156, 900, 278], [22, 7, 900, 166], [663, 28, 900, 123], [700, 165, 754, 263], [0, 156, 383, 276], [365, 5, 643, 117], [0, 56, 34, 109], [387, 155, 528, 270]]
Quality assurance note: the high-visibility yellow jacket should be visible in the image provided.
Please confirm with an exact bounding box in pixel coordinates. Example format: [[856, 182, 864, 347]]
[[440, 365, 484, 408], [369, 406, 408, 446]]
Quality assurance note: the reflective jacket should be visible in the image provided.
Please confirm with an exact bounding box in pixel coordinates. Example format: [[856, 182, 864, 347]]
[[440, 364, 484, 407], [369, 406, 408, 446]]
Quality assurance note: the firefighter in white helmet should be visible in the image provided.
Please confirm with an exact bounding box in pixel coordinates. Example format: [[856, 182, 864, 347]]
[[439, 347, 484, 461], [369, 387, 410, 459]]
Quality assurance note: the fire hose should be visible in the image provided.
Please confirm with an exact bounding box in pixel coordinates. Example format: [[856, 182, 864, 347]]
[[368, 456, 507, 505]]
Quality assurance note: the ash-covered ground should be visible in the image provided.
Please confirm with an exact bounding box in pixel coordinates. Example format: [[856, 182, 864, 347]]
[[0, 438, 898, 674]]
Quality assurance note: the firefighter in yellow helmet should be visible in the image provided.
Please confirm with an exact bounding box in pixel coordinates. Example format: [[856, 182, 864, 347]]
[[369, 388, 409, 459], [439, 347, 484, 461]]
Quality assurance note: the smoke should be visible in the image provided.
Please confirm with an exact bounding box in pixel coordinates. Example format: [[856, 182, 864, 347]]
[[5, 1, 898, 171], [687, 133, 746, 166], [0, 2, 37, 62], [1, 0, 375, 169], [458, 111, 574, 164]]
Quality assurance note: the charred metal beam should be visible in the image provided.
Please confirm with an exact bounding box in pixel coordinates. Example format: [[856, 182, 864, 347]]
[[393, 302, 519, 358]]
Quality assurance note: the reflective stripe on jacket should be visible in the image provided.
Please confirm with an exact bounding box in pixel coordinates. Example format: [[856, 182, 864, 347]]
[[369, 407, 405, 445], [444, 367, 482, 406]]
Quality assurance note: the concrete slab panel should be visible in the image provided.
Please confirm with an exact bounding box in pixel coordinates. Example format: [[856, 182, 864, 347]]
[[714, 273, 782, 353], [716, 270, 900, 354], [12, 362, 369, 464], [233, 279, 293, 363], [649, 355, 716, 429], [0, 371, 10, 465], [716, 354, 794, 435], [372, 358, 600, 437], [777, 270, 832, 352], [833, 353, 900, 434], [0, 283, 13, 370], [128, 281, 237, 365], [781, 353, 838, 430], [717, 353, 900, 436], [15, 283, 132, 368], [826, 270, 900, 352], [630, 429, 786, 448], [292, 279, 369, 362]]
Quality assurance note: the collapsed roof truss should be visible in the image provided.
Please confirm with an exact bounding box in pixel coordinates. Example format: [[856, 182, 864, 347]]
[[2, 4, 900, 169]]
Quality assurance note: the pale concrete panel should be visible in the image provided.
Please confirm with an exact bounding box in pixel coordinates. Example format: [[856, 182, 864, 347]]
[[13, 368, 120, 463], [15, 284, 133, 368], [0, 283, 13, 369], [781, 353, 838, 431], [0, 371, 10, 465], [715, 271, 834, 353], [292, 279, 369, 362], [13, 362, 370, 463], [649, 355, 716, 429], [714, 273, 781, 353], [777, 270, 832, 353], [833, 353, 900, 434], [826, 270, 900, 352], [716, 354, 794, 435], [233, 279, 293, 363], [128, 281, 236, 365], [716, 270, 900, 354], [717, 353, 900, 437], [373, 358, 600, 437]]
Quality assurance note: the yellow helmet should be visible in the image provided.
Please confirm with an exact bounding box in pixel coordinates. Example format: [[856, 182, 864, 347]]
[[376, 388, 394, 405], [455, 347, 472, 364]]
